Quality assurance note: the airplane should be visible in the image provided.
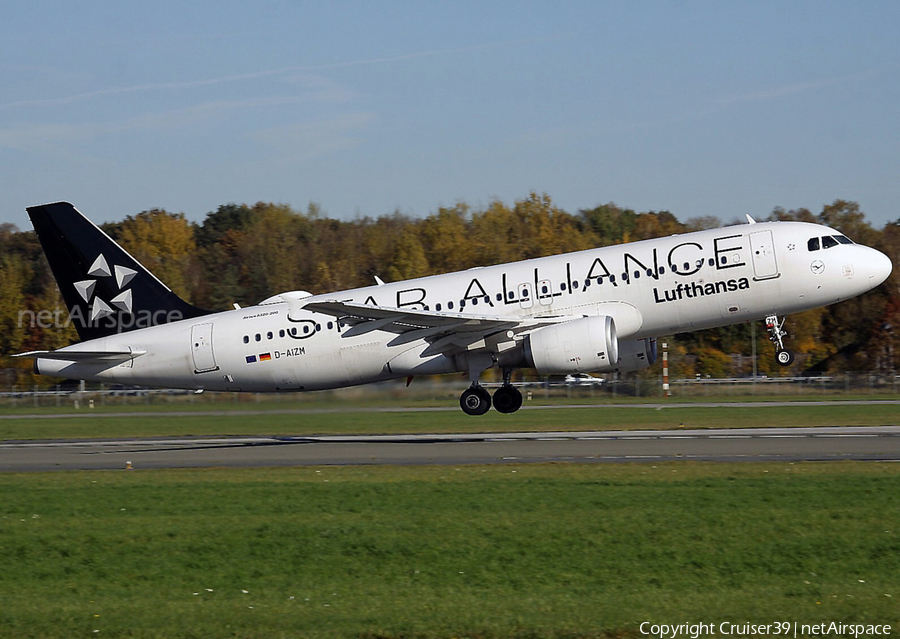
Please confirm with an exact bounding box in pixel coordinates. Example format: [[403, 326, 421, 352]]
[[15, 202, 893, 415]]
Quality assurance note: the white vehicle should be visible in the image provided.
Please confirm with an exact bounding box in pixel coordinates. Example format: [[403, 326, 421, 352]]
[[17, 203, 892, 415], [564, 373, 604, 386]]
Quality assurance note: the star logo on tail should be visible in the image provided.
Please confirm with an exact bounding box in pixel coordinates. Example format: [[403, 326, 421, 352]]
[[74, 254, 138, 320]]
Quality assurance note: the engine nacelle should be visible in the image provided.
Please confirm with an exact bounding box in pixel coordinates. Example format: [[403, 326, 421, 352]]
[[524, 316, 618, 375], [615, 337, 658, 372]]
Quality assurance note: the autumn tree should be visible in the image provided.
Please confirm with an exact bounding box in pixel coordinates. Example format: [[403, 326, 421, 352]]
[[111, 209, 198, 302], [420, 204, 475, 274], [0, 256, 27, 355]]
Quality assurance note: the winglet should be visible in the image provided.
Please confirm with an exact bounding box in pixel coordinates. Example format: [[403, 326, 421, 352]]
[[745, 214, 757, 224]]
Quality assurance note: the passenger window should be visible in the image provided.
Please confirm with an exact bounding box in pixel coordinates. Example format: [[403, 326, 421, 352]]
[[243, 335, 249, 344], [255, 334, 261, 342], [822, 235, 838, 249], [267, 331, 273, 340], [279, 329, 285, 338], [808, 238, 820, 251]]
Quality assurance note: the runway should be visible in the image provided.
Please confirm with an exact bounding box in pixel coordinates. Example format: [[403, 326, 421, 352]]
[[2, 426, 899, 471]]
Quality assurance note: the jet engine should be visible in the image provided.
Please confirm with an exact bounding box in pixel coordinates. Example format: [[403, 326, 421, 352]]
[[615, 337, 658, 372], [524, 316, 618, 375]]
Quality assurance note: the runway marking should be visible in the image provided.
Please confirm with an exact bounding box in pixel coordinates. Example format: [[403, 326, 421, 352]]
[[814, 434, 879, 438]]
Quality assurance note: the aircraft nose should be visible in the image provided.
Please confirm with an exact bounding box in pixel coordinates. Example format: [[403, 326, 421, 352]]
[[867, 248, 893, 289]]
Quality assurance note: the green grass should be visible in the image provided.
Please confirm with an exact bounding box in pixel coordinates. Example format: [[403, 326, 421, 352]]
[[0, 401, 898, 441], [1, 463, 898, 638]]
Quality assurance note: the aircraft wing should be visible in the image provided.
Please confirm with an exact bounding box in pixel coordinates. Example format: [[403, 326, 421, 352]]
[[303, 300, 520, 332], [301, 299, 568, 352]]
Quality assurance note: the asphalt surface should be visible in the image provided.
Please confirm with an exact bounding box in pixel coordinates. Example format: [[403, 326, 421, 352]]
[[2, 426, 899, 471], [2, 399, 898, 419]]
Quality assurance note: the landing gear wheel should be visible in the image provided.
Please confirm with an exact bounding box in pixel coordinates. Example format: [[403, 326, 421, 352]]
[[776, 349, 794, 367], [492, 386, 523, 414], [460, 385, 492, 416]]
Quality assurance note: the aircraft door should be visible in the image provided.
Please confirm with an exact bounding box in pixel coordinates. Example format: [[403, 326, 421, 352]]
[[190, 323, 218, 373], [749, 230, 779, 280], [537, 279, 553, 306], [518, 283, 534, 309]]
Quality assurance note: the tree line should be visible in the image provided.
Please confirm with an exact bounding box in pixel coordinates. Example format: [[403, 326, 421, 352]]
[[1, 193, 898, 386]]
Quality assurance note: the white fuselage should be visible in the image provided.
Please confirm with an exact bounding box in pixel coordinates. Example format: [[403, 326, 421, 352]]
[[36, 221, 892, 391]]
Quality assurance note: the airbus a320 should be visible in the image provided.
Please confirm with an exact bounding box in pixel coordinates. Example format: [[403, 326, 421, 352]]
[[17, 202, 892, 415]]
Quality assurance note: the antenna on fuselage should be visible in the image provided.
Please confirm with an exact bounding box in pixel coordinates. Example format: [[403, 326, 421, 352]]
[[745, 214, 757, 224]]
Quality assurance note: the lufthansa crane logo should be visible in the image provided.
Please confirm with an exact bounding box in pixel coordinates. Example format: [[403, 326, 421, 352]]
[[73, 254, 137, 321]]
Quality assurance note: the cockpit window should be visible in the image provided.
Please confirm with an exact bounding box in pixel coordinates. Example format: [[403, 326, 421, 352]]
[[808, 237, 820, 251], [822, 235, 838, 249], [834, 235, 853, 245]]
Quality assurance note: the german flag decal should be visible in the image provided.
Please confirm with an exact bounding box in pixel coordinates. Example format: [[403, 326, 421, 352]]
[[259, 353, 272, 362]]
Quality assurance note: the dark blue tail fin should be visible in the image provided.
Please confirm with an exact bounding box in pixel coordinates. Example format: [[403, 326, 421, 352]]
[[27, 202, 211, 341]]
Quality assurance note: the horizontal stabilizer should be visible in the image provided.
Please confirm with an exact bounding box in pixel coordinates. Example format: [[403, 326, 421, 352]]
[[14, 350, 145, 362]]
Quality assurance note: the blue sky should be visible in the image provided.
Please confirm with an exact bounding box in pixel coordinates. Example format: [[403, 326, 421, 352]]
[[2, 1, 899, 229]]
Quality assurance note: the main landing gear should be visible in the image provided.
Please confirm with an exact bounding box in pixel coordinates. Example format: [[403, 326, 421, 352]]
[[765, 314, 794, 366], [460, 384, 492, 416], [492, 369, 523, 414], [459, 369, 523, 416]]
